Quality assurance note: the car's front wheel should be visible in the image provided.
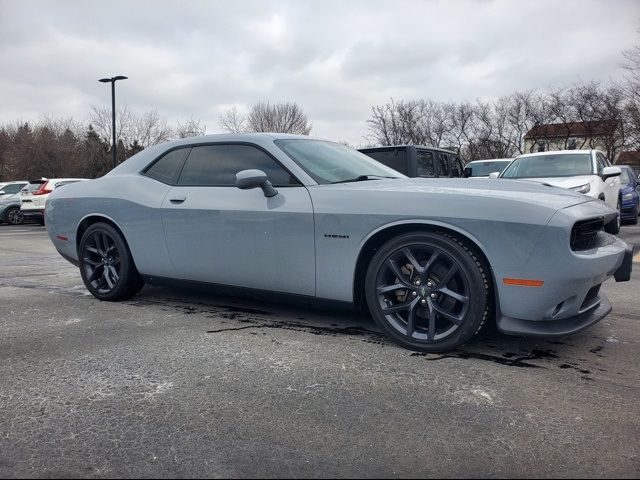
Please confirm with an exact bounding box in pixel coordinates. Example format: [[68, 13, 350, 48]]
[[5, 206, 23, 225], [79, 222, 144, 301], [365, 232, 490, 352]]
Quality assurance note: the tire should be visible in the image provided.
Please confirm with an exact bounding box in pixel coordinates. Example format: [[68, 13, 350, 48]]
[[605, 199, 621, 234], [365, 232, 490, 352], [78, 222, 144, 301], [5, 207, 23, 225]]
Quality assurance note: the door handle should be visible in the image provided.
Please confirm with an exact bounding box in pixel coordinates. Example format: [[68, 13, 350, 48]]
[[169, 195, 186, 204]]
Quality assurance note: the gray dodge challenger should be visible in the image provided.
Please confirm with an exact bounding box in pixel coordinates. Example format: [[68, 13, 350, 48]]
[[45, 133, 633, 352]]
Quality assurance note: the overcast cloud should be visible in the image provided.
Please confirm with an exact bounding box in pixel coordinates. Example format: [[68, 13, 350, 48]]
[[0, 0, 638, 144]]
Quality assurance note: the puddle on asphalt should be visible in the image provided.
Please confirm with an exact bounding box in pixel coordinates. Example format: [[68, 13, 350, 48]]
[[128, 291, 614, 381], [5, 279, 613, 382]]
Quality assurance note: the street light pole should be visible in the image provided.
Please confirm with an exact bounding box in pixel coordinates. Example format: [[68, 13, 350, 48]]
[[98, 75, 128, 169]]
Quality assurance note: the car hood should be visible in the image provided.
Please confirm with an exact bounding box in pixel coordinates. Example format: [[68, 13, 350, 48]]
[[620, 183, 635, 195], [514, 176, 594, 190], [341, 177, 595, 210]]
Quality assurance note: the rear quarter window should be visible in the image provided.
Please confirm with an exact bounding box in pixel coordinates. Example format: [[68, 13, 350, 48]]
[[145, 148, 191, 184], [360, 150, 408, 175]]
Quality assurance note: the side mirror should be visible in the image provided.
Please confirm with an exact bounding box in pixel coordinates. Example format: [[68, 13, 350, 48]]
[[0, 191, 5, 195], [489, 172, 500, 179], [636, 184, 640, 194], [235, 169, 278, 198], [463, 168, 472, 178], [601, 166, 621, 180]]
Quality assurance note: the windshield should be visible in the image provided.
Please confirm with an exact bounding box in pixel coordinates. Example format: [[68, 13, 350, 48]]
[[501, 153, 593, 179], [275, 139, 405, 184], [620, 168, 632, 185], [464, 160, 511, 177]]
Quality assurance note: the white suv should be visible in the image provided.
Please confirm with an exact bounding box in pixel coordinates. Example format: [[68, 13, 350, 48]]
[[21, 178, 88, 224], [496, 150, 622, 231]]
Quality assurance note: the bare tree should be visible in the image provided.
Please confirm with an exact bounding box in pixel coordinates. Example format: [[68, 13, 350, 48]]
[[444, 101, 474, 155], [219, 106, 246, 133], [89, 104, 135, 147], [245, 101, 312, 134], [175, 116, 206, 138], [132, 110, 172, 148]]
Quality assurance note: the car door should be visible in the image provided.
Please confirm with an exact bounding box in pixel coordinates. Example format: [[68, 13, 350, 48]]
[[597, 152, 621, 208], [161, 143, 316, 296]]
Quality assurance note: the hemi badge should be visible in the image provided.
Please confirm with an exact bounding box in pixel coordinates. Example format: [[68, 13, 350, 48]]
[[56, 235, 69, 241], [503, 278, 544, 287]]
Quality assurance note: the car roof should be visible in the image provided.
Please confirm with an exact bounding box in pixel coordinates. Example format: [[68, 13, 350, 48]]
[[359, 145, 458, 155], [466, 159, 513, 164], [517, 150, 597, 158]]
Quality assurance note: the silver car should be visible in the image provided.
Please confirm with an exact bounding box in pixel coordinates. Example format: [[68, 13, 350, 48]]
[[45, 134, 633, 352]]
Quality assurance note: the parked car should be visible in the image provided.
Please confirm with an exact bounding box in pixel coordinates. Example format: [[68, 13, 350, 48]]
[[0, 181, 28, 200], [619, 165, 640, 225], [359, 145, 464, 178], [497, 150, 622, 233], [0, 181, 29, 225], [21, 178, 88, 224], [44, 134, 632, 353], [463, 159, 513, 178]]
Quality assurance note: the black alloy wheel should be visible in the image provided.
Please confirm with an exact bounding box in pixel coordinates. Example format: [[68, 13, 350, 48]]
[[365, 232, 490, 352], [79, 222, 144, 301], [6, 207, 23, 225]]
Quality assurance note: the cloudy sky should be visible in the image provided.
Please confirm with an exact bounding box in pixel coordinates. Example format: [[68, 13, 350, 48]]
[[0, 0, 638, 144]]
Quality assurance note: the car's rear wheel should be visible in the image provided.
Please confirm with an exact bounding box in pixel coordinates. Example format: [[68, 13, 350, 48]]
[[5, 207, 23, 225], [365, 232, 490, 352], [79, 222, 144, 301]]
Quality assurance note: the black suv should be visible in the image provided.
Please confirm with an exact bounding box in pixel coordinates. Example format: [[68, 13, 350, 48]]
[[359, 145, 464, 178]]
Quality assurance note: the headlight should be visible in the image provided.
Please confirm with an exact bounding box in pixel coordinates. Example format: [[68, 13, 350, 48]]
[[571, 183, 591, 194], [622, 193, 634, 201]]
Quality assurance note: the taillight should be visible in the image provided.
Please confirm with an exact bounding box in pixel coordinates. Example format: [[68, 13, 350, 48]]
[[31, 182, 52, 196]]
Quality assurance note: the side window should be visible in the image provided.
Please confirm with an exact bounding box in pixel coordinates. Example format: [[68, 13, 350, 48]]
[[178, 144, 298, 187], [361, 150, 408, 175], [596, 154, 606, 175], [2, 183, 25, 194], [416, 150, 435, 177], [146, 148, 191, 184], [450, 157, 463, 177], [436, 154, 449, 177]]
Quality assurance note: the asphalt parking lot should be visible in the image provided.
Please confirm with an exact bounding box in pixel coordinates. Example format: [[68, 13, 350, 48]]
[[0, 224, 639, 478]]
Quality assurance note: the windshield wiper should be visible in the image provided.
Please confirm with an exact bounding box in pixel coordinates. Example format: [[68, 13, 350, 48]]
[[330, 175, 398, 184]]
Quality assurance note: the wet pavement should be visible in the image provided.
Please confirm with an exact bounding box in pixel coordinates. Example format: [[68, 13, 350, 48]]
[[0, 224, 639, 478]]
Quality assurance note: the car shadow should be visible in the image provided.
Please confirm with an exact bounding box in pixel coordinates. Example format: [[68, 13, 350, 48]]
[[129, 283, 610, 380]]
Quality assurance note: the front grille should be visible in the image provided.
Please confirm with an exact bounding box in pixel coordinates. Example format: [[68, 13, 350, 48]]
[[580, 284, 601, 311], [571, 217, 604, 251]]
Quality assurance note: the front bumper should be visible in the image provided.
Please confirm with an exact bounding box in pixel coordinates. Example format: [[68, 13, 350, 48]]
[[493, 201, 631, 337], [620, 199, 638, 220], [497, 292, 612, 337]]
